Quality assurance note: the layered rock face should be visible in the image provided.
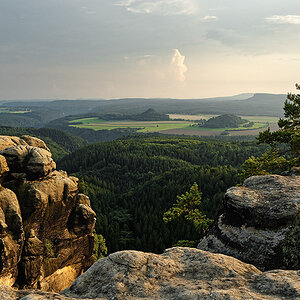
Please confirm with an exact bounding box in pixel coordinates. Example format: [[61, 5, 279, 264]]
[[2, 247, 299, 299], [198, 174, 300, 270], [0, 136, 96, 292]]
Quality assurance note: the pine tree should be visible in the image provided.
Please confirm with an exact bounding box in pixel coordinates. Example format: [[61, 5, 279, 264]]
[[241, 83, 300, 179]]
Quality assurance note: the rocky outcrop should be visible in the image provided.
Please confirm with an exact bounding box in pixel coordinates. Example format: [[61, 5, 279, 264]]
[[0, 187, 24, 286], [0, 136, 95, 292], [0, 157, 299, 299], [2, 247, 298, 299], [198, 174, 300, 271]]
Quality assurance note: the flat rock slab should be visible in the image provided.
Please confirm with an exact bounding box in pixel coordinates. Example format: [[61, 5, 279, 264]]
[[61, 247, 300, 300]]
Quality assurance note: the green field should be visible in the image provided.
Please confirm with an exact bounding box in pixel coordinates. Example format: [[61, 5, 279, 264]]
[[69, 117, 269, 134], [70, 120, 193, 132]]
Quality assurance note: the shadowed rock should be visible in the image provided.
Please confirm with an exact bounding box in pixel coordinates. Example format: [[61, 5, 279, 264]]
[[198, 174, 300, 270], [0, 187, 24, 286]]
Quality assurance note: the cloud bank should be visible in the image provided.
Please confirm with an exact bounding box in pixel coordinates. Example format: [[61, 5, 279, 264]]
[[116, 0, 198, 15], [266, 15, 300, 25], [171, 49, 187, 81]]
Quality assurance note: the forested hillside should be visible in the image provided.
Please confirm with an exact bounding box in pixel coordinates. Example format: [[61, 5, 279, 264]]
[[58, 136, 269, 254]]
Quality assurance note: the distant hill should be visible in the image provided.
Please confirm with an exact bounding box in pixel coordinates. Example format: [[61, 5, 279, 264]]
[[203, 114, 249, 128], [96, 108, 169, 121], [127, 108, 170, 121], [1, 93, 285, 119], [0, 107, 64, 128]]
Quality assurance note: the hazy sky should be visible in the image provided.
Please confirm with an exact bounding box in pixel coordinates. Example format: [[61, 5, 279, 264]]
[[1, 0, 300, 99]]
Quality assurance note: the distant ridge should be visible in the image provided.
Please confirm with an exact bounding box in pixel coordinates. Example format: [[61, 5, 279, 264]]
[[1, 93, 286, 119]]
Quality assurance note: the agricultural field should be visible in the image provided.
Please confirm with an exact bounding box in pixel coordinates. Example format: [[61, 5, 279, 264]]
[[69, 114, 279, 136], [70, 119, 193, 132]]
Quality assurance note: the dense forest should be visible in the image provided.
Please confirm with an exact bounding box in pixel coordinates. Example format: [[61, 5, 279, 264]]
[[58, 135, 269, 254]]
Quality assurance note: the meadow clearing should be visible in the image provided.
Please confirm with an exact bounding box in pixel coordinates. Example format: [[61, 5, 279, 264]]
[[69, 114, 279, 136]]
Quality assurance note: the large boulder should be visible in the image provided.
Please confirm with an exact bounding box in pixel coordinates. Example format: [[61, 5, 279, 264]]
[[0, 247, 299, 299], [198, 174, 300, 270], [0, 146, 56, 180], [0, 136, 95, 292], [0, 135, 49, 153], [62, 247, 300, 300]]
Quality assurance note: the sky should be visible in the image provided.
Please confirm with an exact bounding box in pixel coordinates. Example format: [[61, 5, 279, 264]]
[[0, 0, 300, 100]]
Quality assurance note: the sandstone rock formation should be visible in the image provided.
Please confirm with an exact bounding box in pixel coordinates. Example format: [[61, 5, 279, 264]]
[[198, 174, 300, 271], [0, 136, 95, 292], [0, 247, 299, 299]]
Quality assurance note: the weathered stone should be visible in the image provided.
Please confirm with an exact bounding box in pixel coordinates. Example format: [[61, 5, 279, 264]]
[[0, 155, 9, 180], [0, 187, 24, 286], [0, 136, 95, 292], [0, 136, 28, 152], [198, 174, 300, 270], [0, 285, 76, 300], [67, 194, 96, 236], [8, 170, 95, 291], [1, 246, 299, 299], [20, 136, 50, 152], [61, 247, 299, 300], [0, 146, 56, 180]]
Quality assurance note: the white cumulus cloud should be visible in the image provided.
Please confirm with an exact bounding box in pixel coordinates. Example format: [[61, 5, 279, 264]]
[[266, 15, 300, 25], [116, 0, 198, 16], [201, 15, 218, 22], [171, 49, 187, 81]]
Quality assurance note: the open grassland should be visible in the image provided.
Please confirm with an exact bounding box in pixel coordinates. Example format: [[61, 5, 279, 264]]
[[70, 120, 193, 132], [69, 116, 277, 136]]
